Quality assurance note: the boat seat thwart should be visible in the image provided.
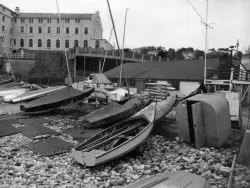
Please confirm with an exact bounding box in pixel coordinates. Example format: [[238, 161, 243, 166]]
[[89, 149, 106, 156]]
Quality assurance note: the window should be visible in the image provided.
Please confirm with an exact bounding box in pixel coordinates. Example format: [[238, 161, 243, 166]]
[[14, 39, 16, 45], [57, 19, 60, 23], [47, 39, 51, 48], [38, 27, 42, 33], [2, 7, 5, 12], [14, 18, 17, 23], [38, 19, 43, 23], [3, 16, 5, 22], [20, 39, 24, 47], [29, 27, 33, 33], [65, 40, 69, 48], [10, 39, 12, 45], [38, 39, 42, 47], [29, 18, 33, 23], [84, 27, 88, 34], [21, 18, 25, 23], [66, 27, 69, 34], [48, 27, 51, 33], [75, 27, 78, 34], [56, 39, 60, 48], [84, 40, 88, 48], [21, 26, 24, 33], [57, 27, 60, 34], [2, 26, 4, 32], [29, 39, 33, 47], [47, 19, 51, 23], [75, 19, 80, 23], [74, 40, 78, 47], [95, 40, 100, 49], [65, 19, 70, 23]]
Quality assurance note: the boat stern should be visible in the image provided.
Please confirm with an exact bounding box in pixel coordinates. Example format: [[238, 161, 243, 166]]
[[71, 149, 85, 165]]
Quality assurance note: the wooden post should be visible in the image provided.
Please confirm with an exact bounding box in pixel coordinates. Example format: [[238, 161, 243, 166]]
[[229, 67, 234, 91], [98, 58, 102, 73], [247, 85, 250, 105], [73, 58, 76, 82], [150, 56, 153, 61], [142, 54, 144, 62]]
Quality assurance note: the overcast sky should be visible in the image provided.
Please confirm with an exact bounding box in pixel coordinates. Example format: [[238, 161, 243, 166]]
[[1, 0, 250, 52]]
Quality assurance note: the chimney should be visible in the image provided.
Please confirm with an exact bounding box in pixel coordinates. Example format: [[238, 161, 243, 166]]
[[15, 7, 20, 14]]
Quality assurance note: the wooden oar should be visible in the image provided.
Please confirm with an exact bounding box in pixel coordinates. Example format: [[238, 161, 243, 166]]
[[227, 154, 236, 188]]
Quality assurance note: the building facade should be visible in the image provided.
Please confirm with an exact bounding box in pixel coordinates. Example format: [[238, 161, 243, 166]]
[[0, 4, 112, 53], [0, 4, 17, 53]]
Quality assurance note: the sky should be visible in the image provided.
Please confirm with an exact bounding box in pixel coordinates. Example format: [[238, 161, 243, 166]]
[[1, 0, 250, 53]]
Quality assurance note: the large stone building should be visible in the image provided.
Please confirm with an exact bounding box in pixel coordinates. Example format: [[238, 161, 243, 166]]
[[0, 4, 113, 53]]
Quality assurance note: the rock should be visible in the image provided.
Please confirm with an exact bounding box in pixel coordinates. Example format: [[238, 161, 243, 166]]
[[132, 175, 139, 180], [219, 166, 231, 177]]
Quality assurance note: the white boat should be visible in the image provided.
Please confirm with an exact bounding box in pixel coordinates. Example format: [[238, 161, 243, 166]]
[[0, 88, 28, 98], [11, 85, 67, 103]]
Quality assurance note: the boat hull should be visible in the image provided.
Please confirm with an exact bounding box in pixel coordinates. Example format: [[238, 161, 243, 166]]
[[12, 85, 67, 103], [20, 86, 94, 113], [72, 104, 155, 166], [83, 96, 151, 128], [124, 171, 211, 188]]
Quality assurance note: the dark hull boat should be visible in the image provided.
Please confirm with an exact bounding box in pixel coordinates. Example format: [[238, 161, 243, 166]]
[[124, 171, 211, 188], [20, 86, 94, 113], [71, 104, 155, 166], [81, 95, 151, 128], [0, 78, 14, 85]]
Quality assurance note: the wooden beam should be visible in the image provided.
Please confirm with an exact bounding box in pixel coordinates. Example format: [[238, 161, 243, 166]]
[[241, 85, 250, 102]]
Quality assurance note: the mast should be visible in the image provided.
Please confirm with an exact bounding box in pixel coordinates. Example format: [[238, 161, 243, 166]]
[[120, 8, 129, 87], [204, 0, 208, 84], [56, 0, 71, 85], [106, 0, 130, 94]]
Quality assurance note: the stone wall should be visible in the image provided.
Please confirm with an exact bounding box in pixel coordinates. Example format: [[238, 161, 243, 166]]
[[1, 50, 73, 85]]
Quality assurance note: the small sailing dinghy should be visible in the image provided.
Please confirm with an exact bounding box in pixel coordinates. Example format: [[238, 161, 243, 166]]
[[71, 104, 156, 166], [12, 85, 67, 103], [81, 95, 151, 128], [20, 86, 94, 113], [123, 171, 211, 188], [134, 95, 176, 122]]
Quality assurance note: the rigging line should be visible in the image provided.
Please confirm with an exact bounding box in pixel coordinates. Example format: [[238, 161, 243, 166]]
[[101, 26, 114, 74], [186, 0, 206, 25], [186, 0, 190, 47], [56, 0, 71, 86]]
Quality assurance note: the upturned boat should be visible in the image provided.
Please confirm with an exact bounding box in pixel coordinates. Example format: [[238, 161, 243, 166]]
[[71, 103, 156, 166], [123, 171, 211, 188], [20, 86, 94, 113], [81, 95, 151, 128]]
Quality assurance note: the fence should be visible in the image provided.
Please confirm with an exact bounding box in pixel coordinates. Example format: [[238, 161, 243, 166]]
[[2, 53, 35, 59]]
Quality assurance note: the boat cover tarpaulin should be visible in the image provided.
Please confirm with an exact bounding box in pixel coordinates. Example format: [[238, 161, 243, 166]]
[[20, 86, 94, 113], [83, 96, 151, 128]]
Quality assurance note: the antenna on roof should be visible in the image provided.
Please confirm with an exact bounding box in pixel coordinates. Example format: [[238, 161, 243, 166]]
[[186, 0, 214, 84]]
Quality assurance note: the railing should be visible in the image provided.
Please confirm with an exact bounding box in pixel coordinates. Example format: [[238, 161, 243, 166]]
[[69, 47, 164, 62], [1, 53, 35, 59], [206, 67, 250, 81]]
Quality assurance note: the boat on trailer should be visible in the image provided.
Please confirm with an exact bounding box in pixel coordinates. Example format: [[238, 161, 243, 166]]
[[71, 103, 156, 166], [124, 171, 211, 188], [81, 95, 151, 128], [20, 86, 94, 113]]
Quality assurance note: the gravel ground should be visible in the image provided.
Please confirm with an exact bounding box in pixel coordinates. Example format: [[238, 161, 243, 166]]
[[0, 103, 250, 188]]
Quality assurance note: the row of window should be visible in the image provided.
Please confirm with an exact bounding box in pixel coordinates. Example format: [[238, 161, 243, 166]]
[[14, 18, 81, 24], [18, 39, 89, 48], [20, 26, 88, 34]]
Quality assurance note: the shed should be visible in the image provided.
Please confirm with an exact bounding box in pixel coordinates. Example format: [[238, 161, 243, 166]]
[[176, 94, 231, 148]]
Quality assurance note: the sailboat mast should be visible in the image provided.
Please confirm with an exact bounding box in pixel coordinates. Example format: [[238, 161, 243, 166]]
[[204, 0, 208, 84], [56, 0, 71, 85]]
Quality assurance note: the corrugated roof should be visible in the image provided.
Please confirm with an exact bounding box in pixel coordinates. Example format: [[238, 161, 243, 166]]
[[16, 13, 93, 19], [104, 58, 220, 81], [92, 73, 111, 84]]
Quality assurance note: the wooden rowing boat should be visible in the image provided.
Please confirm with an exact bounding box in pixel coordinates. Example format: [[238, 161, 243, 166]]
[[11, 85, 67, 103], [123, 171, 211, 188], [71, 104, 156, 166], [134, 95, 176, 122], [81, 95, 151, 128], [0, 78, 14, 85], [20, 86, 94, 113], [0, 81, 25, 88]]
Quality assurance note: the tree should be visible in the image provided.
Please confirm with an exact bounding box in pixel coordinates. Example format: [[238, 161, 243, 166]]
[[233, 51, 243, 59], [194, 49, 204, 59], [245, 45, 250, 54], [175, 48, 184, 60], [168, 48, 175, 60]]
